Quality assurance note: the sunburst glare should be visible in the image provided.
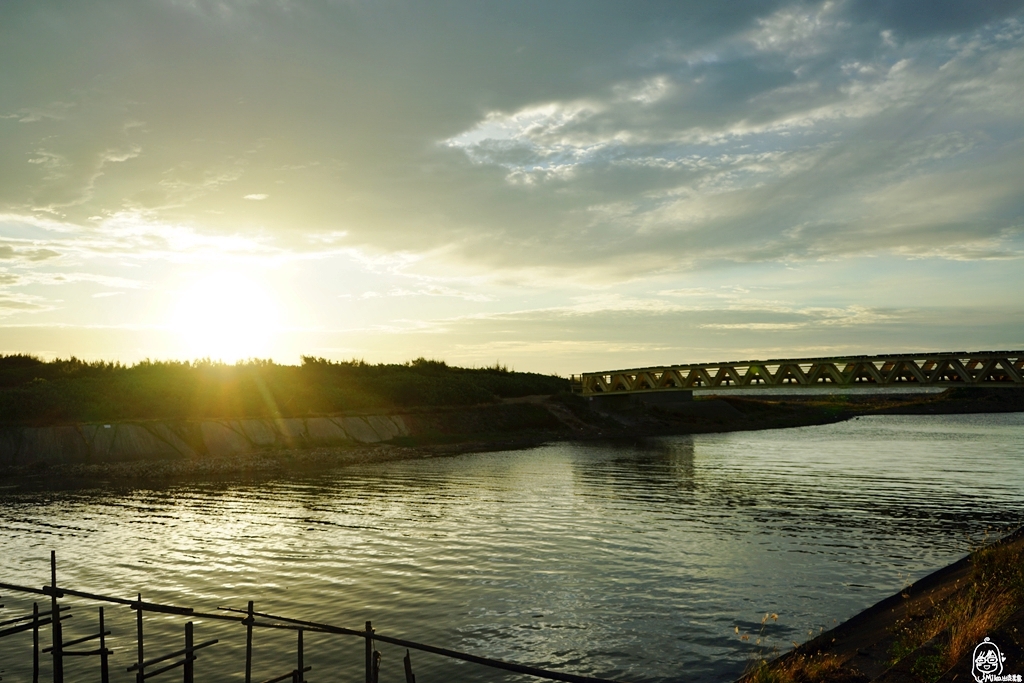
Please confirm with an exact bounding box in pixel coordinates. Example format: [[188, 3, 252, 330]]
[[169, 271, 282, 362]]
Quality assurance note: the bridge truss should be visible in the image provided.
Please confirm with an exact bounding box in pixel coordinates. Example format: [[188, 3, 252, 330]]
[[578, 351, 1024, 395]]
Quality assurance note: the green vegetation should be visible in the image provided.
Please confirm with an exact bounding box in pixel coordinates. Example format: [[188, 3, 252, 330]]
[[888, 539, 1024, 681], [746, 654, 855, 683], [0, 355, 568, 425], [743, 536, 1024, 683]]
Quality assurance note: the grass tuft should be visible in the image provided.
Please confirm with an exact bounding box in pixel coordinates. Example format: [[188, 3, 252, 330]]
[[745, 653, 860, 683], [888, 538, 1024, 680], [754, 537, 1024, 683]]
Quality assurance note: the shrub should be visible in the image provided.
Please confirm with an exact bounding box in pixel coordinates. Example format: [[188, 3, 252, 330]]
[[0, 355, 569, 424]]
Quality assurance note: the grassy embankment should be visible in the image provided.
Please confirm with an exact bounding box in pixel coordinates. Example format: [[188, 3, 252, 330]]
[[0, 354, 568, 426], [741, 530, 1024, 683]]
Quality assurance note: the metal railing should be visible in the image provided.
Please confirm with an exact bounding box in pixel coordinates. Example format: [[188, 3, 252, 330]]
[[0, 552, 632, 683]]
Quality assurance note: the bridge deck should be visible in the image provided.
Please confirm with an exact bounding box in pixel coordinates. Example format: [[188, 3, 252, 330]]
[[577, 351, 1024, 395]]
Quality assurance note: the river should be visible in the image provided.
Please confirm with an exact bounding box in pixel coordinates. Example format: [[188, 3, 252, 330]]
[[1, 413, 1022, 682]]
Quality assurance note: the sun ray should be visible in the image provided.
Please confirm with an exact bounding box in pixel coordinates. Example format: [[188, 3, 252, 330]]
[[168, 271, 282, 363]]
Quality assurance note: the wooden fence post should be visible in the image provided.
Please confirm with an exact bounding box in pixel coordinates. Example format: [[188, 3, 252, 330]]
[[245, 600, 254, 683], [364, 621, 373, 683], [33, 602, 40, 683], [135, 593, 144, 683], [404, 649, 416, 683], [99, 607, 110, 683], [50, 551, 62, 683], [184, 621, 194, 683], [125, 618, 216, 681]]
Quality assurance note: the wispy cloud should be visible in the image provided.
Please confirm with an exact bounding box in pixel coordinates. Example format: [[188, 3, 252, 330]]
[[0, 293, 54, 315], [0, 242, 61, 262]]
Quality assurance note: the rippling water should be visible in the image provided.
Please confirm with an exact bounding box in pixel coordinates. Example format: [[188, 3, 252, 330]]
[[1, 413, 1022, 682]]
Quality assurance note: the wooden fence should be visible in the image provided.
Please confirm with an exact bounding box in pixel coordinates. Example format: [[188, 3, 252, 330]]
[[0, 552, 630, 683]]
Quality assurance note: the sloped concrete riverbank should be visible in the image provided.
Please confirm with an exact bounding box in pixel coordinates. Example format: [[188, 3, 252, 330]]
[[0, 401, 565, 475], [0, 414, 409, 466]]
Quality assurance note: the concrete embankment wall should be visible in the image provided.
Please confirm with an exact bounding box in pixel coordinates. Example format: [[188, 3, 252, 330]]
[[0, 403, 564, 467], [0, 414, 410, 467]]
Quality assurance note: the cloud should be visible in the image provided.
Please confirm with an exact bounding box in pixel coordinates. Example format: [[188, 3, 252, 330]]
[[382, 285, 493, 302], [847, 0, 1024, 38], [27, 272, 144, 288], [3, 101, 76, 124], [0, 2, 1020, 278], [432, 9, 1024, 271], [0, 1, 1022, 369], [0, 293, 52, 315], [0, 243, 61, 262], [0, 212, 284, 267], [700, 322, 803, 330]]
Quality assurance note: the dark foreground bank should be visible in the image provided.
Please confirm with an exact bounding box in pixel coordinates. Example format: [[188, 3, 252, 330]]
[[736, 525, 1024, 683]]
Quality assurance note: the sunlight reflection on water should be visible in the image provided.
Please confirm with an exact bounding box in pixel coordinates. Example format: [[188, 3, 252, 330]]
[[1, 413, 1022, 682]]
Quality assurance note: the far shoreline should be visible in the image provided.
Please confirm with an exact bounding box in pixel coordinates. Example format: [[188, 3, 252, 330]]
[[2, 387, 1021, 490]]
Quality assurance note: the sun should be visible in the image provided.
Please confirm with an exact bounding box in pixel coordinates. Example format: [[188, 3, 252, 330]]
[[169, 271, 283, 362]]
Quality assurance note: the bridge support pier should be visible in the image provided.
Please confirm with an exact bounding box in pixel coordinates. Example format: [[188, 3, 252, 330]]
[[589, 390, 693, 412]]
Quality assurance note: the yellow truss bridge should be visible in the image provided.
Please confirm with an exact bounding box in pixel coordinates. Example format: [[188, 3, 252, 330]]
[[577, 351, 1024, 396]]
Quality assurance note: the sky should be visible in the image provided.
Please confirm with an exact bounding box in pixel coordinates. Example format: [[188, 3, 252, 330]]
[[1, 1, 1023, 375]]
